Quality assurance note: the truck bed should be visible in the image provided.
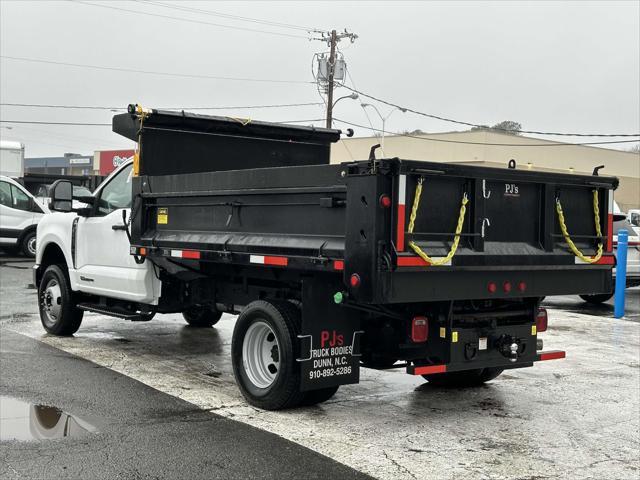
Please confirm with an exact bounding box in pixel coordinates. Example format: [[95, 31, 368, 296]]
[[116, 108, 618, 304]]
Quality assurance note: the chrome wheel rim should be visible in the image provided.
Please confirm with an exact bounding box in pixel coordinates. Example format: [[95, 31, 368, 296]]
[[242, 321, 280, 389], [41, 279, 62, 326], [27, 235, 37, 256]]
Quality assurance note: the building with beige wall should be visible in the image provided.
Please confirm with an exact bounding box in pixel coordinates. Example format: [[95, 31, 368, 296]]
[[331, 130, 639, 211]]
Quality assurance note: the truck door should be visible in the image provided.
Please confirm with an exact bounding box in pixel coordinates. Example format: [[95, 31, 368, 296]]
[[74, 163, 158, 304]]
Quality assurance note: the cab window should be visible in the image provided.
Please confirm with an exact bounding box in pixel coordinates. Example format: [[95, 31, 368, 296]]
[[0, 181, 11, 207], [96, 163, 133, 216], [10, 185, 31, 211]]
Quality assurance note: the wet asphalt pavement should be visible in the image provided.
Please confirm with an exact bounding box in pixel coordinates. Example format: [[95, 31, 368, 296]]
[[1, 252, 639, 479]]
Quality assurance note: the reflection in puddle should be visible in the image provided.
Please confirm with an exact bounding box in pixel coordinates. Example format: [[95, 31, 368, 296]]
[[0, 396, 96, 441]]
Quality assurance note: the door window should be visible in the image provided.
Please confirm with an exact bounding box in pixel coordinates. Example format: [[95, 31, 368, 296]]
[[96, 164, 133, 216], [10, 185, 31, 211], [0, 181, 11, 207]]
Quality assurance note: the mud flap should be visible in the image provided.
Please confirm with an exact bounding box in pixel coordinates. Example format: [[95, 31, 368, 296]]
[[297, 279, 363, 392]]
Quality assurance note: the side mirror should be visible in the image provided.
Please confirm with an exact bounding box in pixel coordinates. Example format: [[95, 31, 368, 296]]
[[50, 180, 73, 212]]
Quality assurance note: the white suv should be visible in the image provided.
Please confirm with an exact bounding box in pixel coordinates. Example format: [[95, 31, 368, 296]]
[[0, 175, 49, 257]]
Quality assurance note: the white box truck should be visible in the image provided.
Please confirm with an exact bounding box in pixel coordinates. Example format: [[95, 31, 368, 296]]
[[0, 140, 25, 178]]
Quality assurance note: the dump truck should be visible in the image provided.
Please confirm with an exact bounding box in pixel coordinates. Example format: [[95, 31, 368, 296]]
[[34, 105, 618, 410]]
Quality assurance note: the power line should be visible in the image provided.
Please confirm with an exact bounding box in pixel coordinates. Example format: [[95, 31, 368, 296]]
[[0, 119, 325, 127], [134, 0, 321, 33], [0, 102, 324, 111], [341, 86, 640, 138], [1, 120, 111, 126], [0, 55, 314, 85], [333, 118, 640, 147], [70, 0, 310, 39]]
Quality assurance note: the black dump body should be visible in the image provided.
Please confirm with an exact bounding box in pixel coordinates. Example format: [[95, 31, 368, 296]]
[[115, 109, 618, 305]]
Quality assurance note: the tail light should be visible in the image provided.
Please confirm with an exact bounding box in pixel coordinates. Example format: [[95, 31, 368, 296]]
[[487, 282, 497, 294], [350, 274, 361, 288], [411, 316, 428, 342], [503, 281, 512, 293], [536, 308, 548, 333]]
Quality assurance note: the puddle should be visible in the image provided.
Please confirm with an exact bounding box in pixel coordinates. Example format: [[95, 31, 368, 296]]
[[0, 396, 96, 441]]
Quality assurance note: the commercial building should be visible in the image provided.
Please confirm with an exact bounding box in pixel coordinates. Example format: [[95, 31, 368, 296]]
[[24, 153, 93, 176], [94, 149, 135, 176], [331, 130, 639, 211]]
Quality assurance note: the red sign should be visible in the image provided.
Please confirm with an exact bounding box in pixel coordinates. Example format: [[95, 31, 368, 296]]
[[99, 149, 135, 176]]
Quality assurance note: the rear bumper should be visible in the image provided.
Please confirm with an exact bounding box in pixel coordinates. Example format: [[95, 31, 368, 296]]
[[407, 350, 566, 375]]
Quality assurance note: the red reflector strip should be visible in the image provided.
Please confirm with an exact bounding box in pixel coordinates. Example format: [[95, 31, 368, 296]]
[[249, 255, 288, 266], [412, 364, 447, 375], [333, 260, 344, 271], [397, 256, 430, 267], [397, 204, 406, 252], [264, 256, 288, 266], [396, 174, 406, 251], [538, 350, 566, 361], [171, 249, 200, 259]]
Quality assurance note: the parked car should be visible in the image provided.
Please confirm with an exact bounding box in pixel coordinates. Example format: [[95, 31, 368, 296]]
[[579, 204, 639, 304], [0, 175, 49, 257]]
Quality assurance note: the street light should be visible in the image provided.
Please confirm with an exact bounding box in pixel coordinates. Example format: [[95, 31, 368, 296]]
[[332, 92, 359, 108], [361, 103, 407, 153]]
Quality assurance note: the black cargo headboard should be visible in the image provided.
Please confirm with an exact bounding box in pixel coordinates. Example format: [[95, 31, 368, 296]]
[[112, 109, 341, 176]]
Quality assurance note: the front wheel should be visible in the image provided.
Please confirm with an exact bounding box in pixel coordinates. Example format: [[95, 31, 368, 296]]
[[38, 265, 83, 336], [579, 293, 613, 304], [423, 367, 503, 387], [182, 305, 222, 327], [21, 230, 37, 258], [231, 300, 305, 410]]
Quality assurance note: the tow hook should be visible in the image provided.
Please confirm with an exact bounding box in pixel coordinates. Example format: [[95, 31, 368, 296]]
[[497, 335, 524, 362], [508, 342, 518, 362]]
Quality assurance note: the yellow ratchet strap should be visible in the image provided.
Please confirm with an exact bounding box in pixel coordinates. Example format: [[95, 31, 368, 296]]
[[133, 104, 149, 177], [407, 177, 469, 266], [555, 190, 603, 263]]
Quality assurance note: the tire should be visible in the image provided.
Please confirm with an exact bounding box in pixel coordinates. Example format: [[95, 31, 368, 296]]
[[423, 367, 503, 387], [231, 300, 305, 410], [38, 264, 83, 336], [579, 293, 613, 304], [182, 305, 222, 327], [20, 229, 37, 258], [301, 386, 339, 406]]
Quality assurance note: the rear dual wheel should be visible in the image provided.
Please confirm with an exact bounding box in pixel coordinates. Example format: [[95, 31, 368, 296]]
[[231, 300, 338, 410]]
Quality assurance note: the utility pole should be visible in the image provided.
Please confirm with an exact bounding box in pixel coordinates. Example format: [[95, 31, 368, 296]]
[[325, 30, 338, 129], [312, 29, 357, 129]]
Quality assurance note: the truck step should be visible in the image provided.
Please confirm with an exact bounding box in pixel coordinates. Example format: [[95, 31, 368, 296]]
[[77, 303, 154, 321]]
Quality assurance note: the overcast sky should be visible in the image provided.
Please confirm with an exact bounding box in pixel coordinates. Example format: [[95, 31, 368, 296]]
[[1, 0, 638, 157]]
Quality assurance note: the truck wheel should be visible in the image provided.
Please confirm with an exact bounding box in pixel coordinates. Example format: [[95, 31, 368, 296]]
[[423, 367, 503, 387], [20, 230, 37, 258], [182, 305, 222, 327], [579, 293, 613, 304], [38, 265, 83, 336], [231, 300, 305, 410], [301, 386, 339, 406]]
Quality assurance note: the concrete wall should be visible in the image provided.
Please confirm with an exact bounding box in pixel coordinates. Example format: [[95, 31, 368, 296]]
[[331, 130, 640, 211]]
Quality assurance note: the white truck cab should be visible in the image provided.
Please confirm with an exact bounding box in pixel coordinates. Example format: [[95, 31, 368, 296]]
[[0, 175, 49, 257], [34, 159, 160, 309]]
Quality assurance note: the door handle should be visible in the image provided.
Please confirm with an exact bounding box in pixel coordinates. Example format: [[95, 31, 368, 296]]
[[112, 224, 127, 231]]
